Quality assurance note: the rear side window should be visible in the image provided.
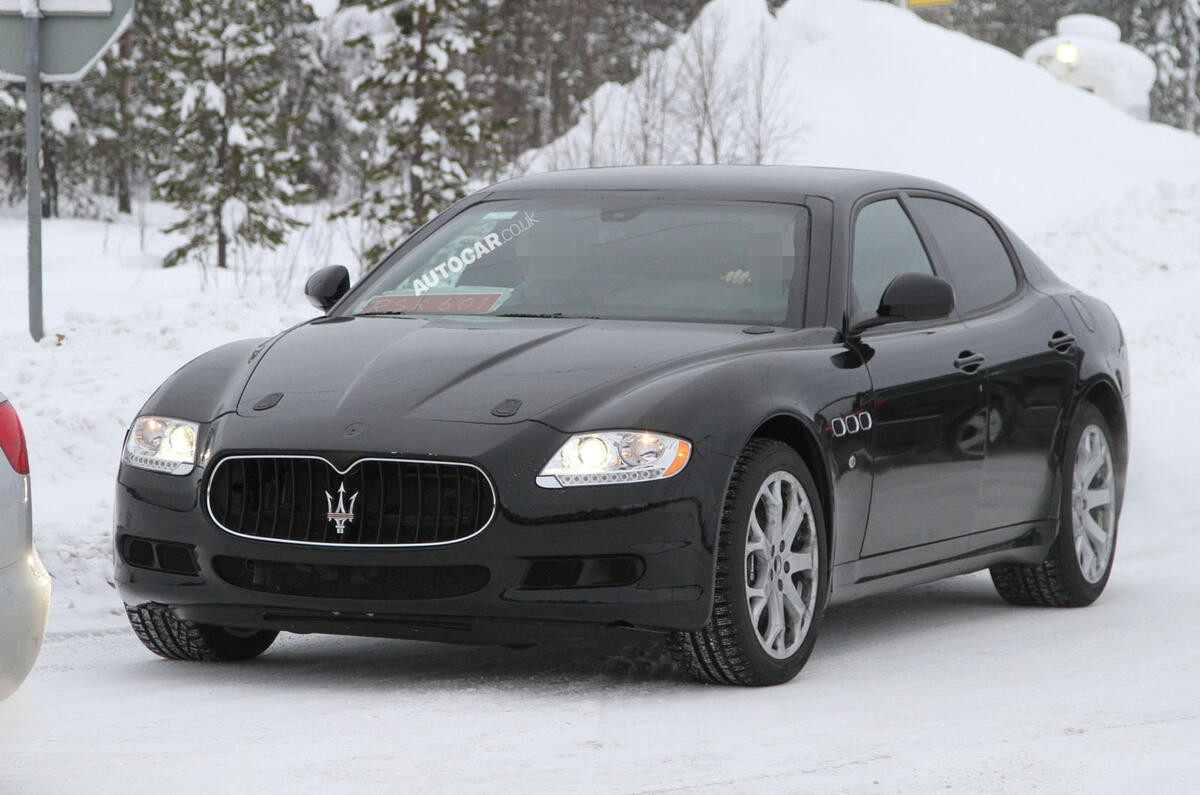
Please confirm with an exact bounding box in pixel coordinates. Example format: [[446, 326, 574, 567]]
[[910, 198, 1018, 313], [851, 199, 933, 313]]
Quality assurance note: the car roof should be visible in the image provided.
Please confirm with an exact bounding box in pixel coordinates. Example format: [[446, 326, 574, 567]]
[[485, 165, 969, 205]]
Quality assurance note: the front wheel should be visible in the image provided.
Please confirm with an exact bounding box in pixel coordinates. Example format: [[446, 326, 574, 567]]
[[125, 603, 278, 662], [990, 402, 1121, 607], [669, 439, 828, 686]]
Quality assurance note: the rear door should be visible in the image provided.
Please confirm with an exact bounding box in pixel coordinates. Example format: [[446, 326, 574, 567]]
[[907, 196, 1077, 531], [851, 197, 991, 557]]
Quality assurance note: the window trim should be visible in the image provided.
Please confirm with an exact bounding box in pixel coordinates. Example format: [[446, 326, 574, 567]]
[[901, 191, 1027, 319]]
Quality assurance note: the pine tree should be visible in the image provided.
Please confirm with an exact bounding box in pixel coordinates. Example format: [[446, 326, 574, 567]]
[[0, 85, 26, 205], [46, 43, 142, 218], [75, 31, 141, 215], [85, 0, 178, 216], [0, 82, 87, 216], [915, 2, 1141, 59], [919, 0, 1200, 134], [339, 0, 504, 265], [483, 1, 685, 165], [1133, 0, 1200, 132], [0, 81, 95, 218], [154, 0, 311, 269], [270, 7, 347, 201]]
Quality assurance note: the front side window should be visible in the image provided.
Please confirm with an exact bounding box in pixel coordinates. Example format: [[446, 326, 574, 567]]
[[343, 196, 809, 325], [851, 198, 934, 313], [910, 198, 1018, 313]]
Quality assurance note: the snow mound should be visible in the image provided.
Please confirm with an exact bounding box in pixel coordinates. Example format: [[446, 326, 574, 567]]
[[524, 0, 1200, 238], [1057, 13, 1123, 41]]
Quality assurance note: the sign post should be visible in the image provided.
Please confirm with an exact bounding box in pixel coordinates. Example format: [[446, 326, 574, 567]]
[[0, 0, 136, 342], [24, 5, 42, 341]]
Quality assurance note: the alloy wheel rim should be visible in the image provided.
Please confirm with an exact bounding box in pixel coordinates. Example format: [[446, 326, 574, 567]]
[[744, 471, 819, 659], [1071, 424, 1116, 584]]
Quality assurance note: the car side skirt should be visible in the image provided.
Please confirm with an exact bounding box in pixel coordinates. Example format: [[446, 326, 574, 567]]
[[829, 520, 1056, 605]]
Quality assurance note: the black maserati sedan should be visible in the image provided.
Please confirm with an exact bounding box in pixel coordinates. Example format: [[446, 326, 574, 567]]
[[114, 166, 1129, 685]]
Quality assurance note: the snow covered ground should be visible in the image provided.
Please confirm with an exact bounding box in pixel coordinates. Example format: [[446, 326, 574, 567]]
[[2, 0, 1199, 790], [0, 202, 355, 633], [1, 185, 1197, 794]]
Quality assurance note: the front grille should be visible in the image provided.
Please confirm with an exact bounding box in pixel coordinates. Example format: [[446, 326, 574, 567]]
[[206, 455, 495, 546]]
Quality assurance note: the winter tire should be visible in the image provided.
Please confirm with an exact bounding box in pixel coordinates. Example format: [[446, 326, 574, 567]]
[[669, 439, 828, 686], [990, 402, 1121, 607], [125, 603, 278, 661]]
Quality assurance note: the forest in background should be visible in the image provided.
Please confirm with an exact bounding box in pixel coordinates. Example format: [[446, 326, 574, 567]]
[[0, 0, 1195, 270]]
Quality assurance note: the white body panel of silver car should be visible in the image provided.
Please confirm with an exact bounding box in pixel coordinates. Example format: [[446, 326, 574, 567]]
[[0, 394, 50, 700]]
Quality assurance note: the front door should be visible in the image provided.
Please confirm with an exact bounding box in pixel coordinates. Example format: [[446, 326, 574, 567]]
[[846, 197, 989, 557], [858, 324, 990, 555]]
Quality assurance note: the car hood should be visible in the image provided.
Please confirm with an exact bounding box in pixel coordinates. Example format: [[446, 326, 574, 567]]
[[235, 315, 756, 425]]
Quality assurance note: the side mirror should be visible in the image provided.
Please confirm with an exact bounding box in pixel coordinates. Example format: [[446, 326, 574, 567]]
[[879, 272, 955, 321], [851, 272, 955, 335], [304, 265, 350, 312]]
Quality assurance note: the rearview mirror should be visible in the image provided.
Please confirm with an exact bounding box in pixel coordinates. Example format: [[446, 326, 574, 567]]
[[304, 265, 351, 312]]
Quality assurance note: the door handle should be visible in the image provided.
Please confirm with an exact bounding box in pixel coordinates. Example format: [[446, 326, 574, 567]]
[[953, 351, 985, 374], [1048, 330, 1077, 353]]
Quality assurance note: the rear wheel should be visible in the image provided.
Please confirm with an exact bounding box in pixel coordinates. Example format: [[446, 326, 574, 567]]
[[990, 403, 1120, 607], [125, 603, 277, 661], [669, 439, 828, 686]]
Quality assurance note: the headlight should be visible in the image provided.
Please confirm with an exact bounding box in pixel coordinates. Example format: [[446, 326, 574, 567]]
[[122, 416, 200, 475], [536, 431, 691, 488]]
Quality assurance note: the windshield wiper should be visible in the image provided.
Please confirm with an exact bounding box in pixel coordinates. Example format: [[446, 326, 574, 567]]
[[496, 312, 566, 318], [355, 310, 409, 316]]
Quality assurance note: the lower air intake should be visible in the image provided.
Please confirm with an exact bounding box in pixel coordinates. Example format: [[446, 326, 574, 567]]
[[213, 556, 490, 601]]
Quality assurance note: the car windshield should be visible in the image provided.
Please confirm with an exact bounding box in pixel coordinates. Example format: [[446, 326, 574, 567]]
[[343, 195, 809, 325]]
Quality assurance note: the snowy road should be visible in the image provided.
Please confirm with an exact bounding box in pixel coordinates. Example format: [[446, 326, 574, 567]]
[[3, 378, 1197, 793]]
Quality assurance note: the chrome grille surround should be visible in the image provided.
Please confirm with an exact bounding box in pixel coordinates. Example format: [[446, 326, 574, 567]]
[[205, 454, 497, 548]]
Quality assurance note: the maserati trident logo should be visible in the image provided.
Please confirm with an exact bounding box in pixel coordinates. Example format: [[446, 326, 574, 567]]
[[324, 482, 358, 534]]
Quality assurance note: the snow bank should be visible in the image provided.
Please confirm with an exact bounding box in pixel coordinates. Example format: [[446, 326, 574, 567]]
[[525, 0, 1200, 237], [0, 205, 354, 630]]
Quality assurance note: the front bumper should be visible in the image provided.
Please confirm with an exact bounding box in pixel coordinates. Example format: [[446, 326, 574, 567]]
[[114, 428, 728, 644], [0, 548, 51, 699]]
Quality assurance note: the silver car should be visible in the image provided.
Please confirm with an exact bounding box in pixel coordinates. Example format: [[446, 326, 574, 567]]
[[0, 392, 49, 699]]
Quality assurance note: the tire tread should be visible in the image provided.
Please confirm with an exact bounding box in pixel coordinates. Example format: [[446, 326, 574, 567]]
[[989, 557, 1074, 607], [989, 402, 1118, 608], [668, 438, 796, 686], [125, 603, 276, 662]]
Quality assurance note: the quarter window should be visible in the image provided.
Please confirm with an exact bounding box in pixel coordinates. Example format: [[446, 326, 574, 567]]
[[910, 198, 1018, 313], [851, 199, 934, 313]]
